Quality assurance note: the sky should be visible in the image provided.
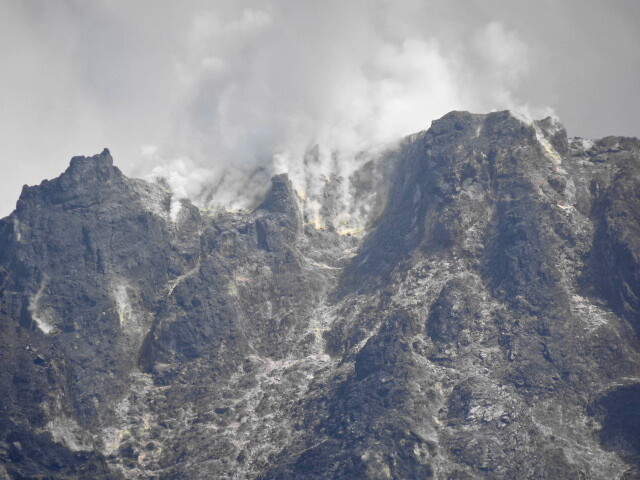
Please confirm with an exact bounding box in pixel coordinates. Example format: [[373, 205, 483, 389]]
[[1, 0, 639, 218]]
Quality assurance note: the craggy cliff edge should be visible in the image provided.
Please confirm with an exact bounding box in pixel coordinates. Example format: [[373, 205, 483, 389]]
[[1, 111, 640, 479]]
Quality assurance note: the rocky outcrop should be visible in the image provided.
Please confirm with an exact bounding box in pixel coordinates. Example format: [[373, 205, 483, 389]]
[[1, 112, 640, 479]]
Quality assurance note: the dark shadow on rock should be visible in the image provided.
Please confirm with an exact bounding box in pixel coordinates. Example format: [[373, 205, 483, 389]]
[[592, 383, 640, 469]]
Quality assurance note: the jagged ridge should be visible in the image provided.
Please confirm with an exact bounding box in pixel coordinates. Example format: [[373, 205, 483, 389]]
[[0, 111, 639, 479]]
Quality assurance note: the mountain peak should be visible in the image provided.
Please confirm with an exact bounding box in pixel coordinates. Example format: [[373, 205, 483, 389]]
[[253, 173, 302, 233], [2, 112, 640, 479], [66, 148, 115, 176]]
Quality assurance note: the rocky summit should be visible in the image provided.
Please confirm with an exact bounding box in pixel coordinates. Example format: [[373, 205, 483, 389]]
[[1, 111, 640, 479]]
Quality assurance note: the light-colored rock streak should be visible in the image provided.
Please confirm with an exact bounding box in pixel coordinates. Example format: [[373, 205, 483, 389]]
[[29, 279, 55, 334], [45, 416, 93, 452], [534, 123, 566, 174], [114, 284, 134, 328], [165, 260, 201, 296]]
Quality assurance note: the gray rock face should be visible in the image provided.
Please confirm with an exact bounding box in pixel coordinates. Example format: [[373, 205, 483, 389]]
[[1, 112, 639, 479]]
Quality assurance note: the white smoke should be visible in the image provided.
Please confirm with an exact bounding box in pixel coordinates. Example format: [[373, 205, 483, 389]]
[[4, 0, 640, 219], [0, 0, 558, 223], [136, 2, 553, 228]]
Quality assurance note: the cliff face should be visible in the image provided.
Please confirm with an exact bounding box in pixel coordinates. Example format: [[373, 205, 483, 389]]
[[0, 111, 639, 479]]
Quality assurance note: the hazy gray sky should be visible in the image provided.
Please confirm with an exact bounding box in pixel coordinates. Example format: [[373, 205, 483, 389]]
[[1, 0, 639, 217]]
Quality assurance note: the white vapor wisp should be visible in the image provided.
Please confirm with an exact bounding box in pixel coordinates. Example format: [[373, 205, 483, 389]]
[[1, 0, 560, 227], [142, 3, 552, 231]]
